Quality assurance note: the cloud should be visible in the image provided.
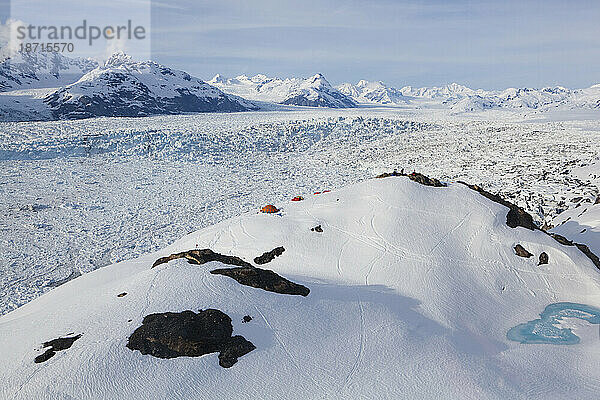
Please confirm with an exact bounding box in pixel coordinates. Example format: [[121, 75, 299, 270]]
[[0, 19, 27, 58]]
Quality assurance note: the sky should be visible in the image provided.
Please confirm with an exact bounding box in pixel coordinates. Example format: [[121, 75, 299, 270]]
[[149, 0, 600, 89], [2, 0, 600, 89]]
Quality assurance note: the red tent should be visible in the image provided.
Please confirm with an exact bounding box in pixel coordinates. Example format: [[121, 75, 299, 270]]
[[260, 205, 279, 213]]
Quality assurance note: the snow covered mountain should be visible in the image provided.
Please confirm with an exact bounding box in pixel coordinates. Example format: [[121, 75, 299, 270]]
[[337, 80, 409, 105], [571, 84, 600, 109], [208, 73, 356, 108], [0, 51, 98, 92], [1, 175, 600, 399], [399, 82, 485, 100], [44, 53, 257, 120], [449, 86, 574, 112], [394, 82, 599, 112]]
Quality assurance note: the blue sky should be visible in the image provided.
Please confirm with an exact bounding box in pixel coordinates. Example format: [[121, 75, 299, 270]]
[[150, 0, 600, 89], [3, 0, 599, 89]]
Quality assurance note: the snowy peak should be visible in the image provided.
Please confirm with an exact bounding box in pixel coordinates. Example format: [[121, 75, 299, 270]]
[[43, 53, 257, 120], [103, 51, 134, 68], [305, 73, 329, 87], [209, 72, 356, 108], [337, 80, 408, 105]]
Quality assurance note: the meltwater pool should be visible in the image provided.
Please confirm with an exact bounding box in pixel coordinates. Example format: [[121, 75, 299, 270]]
[[507, 302, 600, 345]]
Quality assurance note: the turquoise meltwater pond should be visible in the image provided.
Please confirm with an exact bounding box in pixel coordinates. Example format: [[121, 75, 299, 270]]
[[507, 302, 600, 345]]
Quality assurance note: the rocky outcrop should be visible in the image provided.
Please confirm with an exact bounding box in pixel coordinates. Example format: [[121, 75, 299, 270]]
[[376, 170, 404, 179], [254, 247, 285, 265], [375, 170, 446, 187], [34, 334, 82, 363], [539, 252, 549, 265], [152, 249, 252, 269], [549, 233, 573, 246], [574, 243, 600, 269], [126, 309, 255, 368], [514, 244, 533, 258], [408, 172, 446, 187], [459, 182, 537, 230], [311, 225, 323, 233], [210, 267, 310, 296], [549, 233, 600, 269]]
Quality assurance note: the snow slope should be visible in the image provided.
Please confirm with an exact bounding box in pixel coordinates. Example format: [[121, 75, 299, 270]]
[[209, 73, 356, 108], [1, 177, 600, 399], [337, 80, 409, 105], [44, 53, 257, 119], [2, 112, 599, 315]]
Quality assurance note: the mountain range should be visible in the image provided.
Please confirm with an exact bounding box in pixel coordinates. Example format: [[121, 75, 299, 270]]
[[208, 73, 356, 108], [0, 51, 598, 121]]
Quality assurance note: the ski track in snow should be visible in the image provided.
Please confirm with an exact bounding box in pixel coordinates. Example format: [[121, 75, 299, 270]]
[[253, 305, 327, 393], [341, 296, 365, 392], [1, 109, 600, 314]]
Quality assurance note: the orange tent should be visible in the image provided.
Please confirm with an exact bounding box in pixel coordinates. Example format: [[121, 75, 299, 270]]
[[260, 204, 279, 213]]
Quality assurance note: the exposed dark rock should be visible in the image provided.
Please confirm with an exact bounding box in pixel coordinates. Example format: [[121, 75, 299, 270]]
[[34, 334, 82, 363], [575, 243, 600, 269], [541, 221, 554, 231], [311, 225, 323, 233], [376, 170, 445, 186], [152, 249, 252, 269], [126, 309, 255, 368], [117, 292, 127, 297], [514, 244, 533, 258], [376, 169, 405, 179], [254, 246, 285, 265], [458, 182, 537, 230], [210, 267, 310, 296], [408, 172, 447, 187], [548, 233, 600, 269], [218, 336, 256, 368], [549, 233, 573, 246], [538, 252, 549, 265], [242, 315, 252, 323], [595, 195, 600, 205], [35, 349, 56, 364]]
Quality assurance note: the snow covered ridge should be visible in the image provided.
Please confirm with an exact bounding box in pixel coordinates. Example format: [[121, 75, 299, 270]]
[[208, 72, 356, 108], [338, 80, 600, 111], [0, 51, 98, 92], [43, 52, 258, 119], [337, 80, 409, 105], [2, 175, 600, 399]]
